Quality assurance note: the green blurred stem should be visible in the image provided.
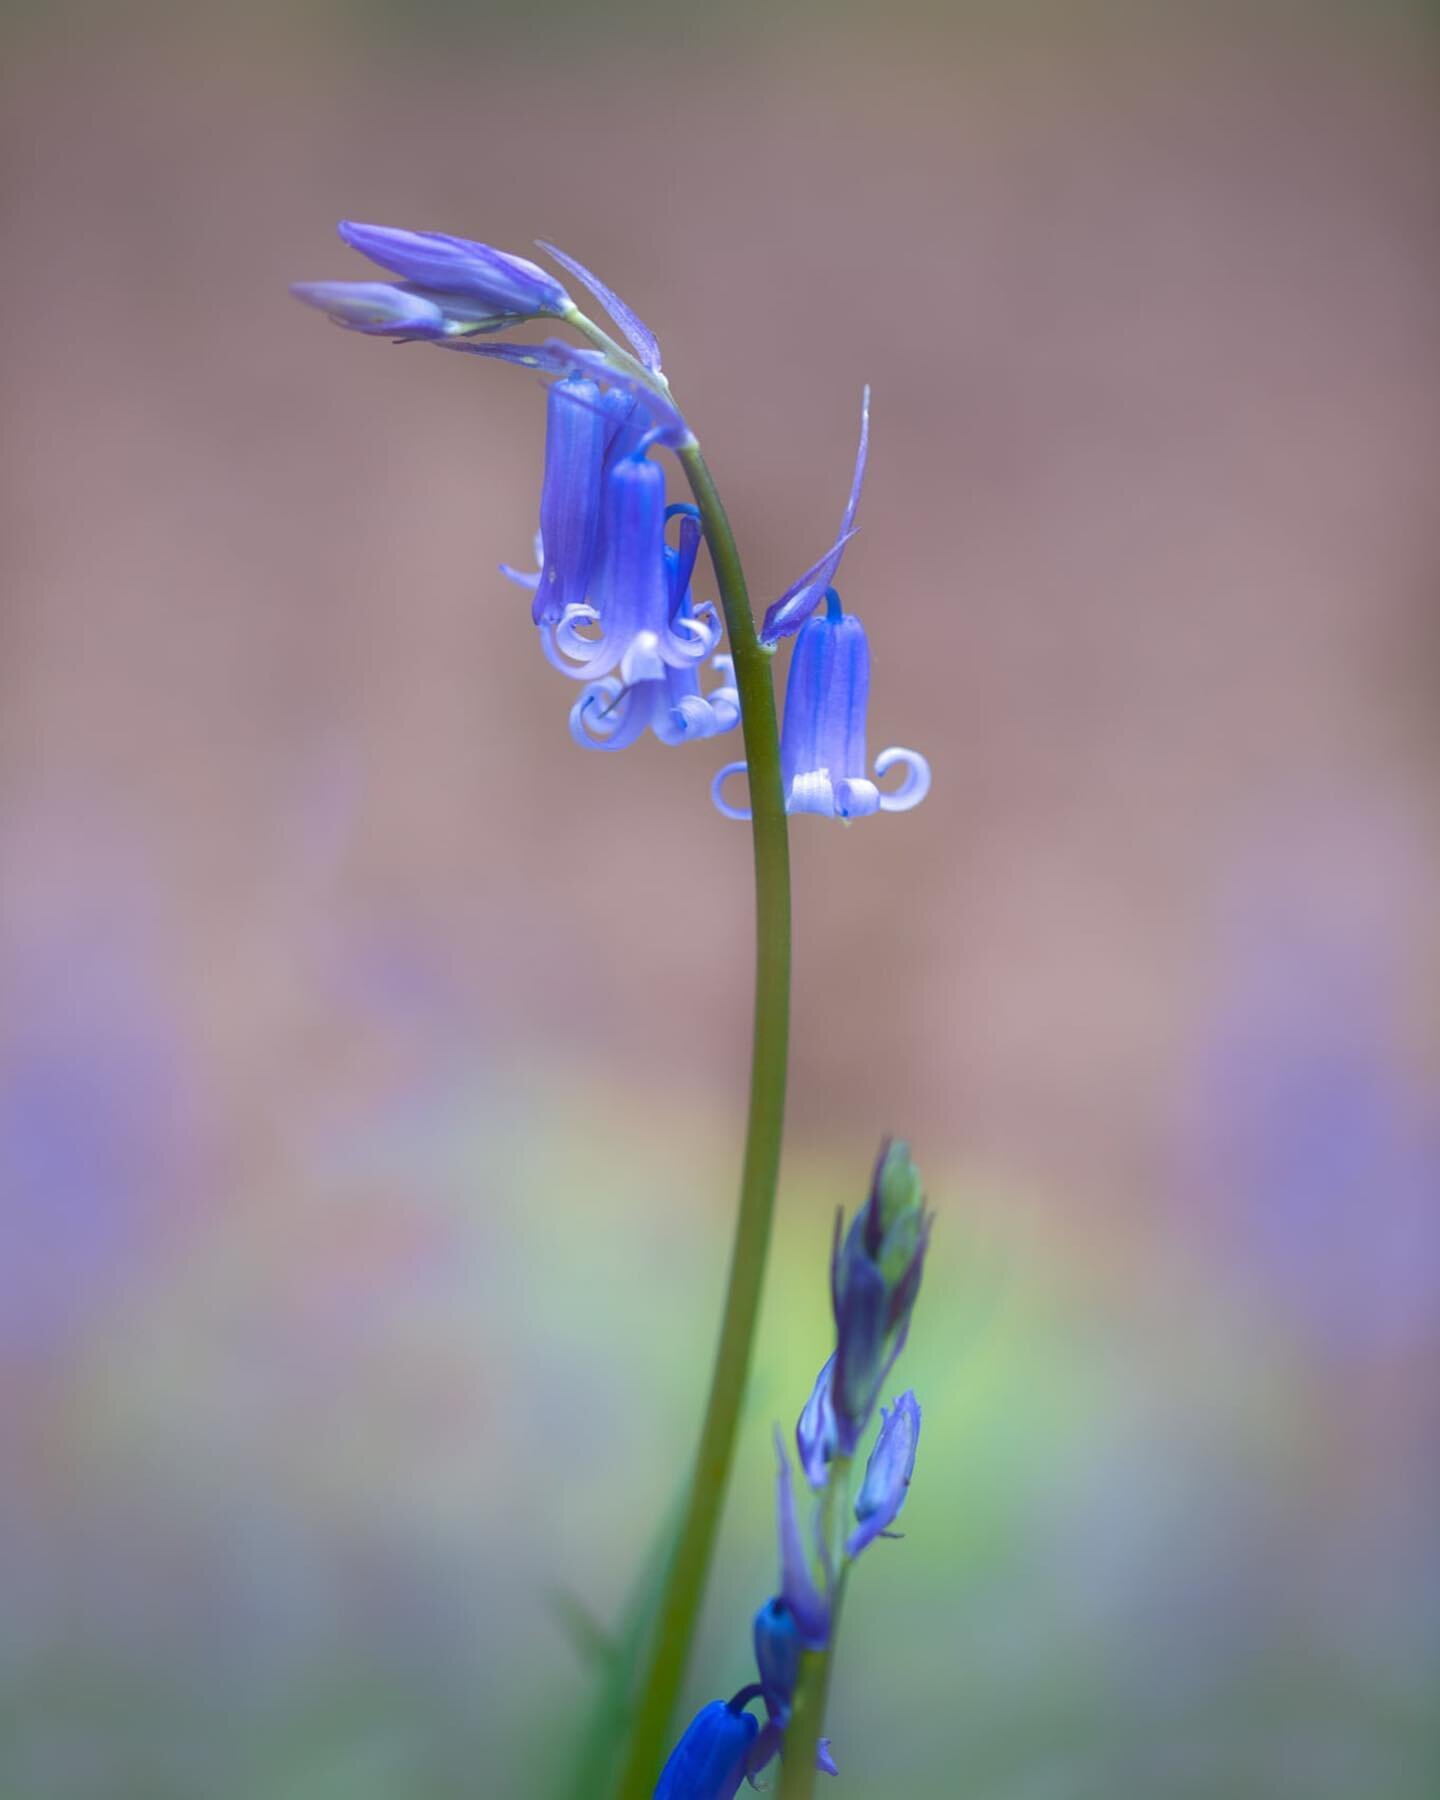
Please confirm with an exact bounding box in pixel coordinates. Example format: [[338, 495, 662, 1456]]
[[777, 1458, 854, 1800], [562, 310, 794, 1797]]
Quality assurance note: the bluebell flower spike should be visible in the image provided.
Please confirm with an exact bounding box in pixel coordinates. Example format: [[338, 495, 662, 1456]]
[[536, 239, 665, 375], [846, 1390, 921, 1557], [532, 374, 609, 626], [760, 387, 870, 644], [338, 220, 571, 316], [714, 597, 929, 822]]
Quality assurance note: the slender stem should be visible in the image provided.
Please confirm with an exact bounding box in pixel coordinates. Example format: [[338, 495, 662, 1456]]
[[609, 438, 793, 1797], [777, 1462, 854, 1800]]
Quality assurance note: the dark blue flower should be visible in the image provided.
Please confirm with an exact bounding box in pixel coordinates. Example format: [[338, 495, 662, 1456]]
[[830, 1139, 931, 1455], [654, 1699, 758, 1800], [752, 1596, 802, 1727], [337, 220, 570, 316], [713, 596, 928, 822], [846, 1390, 921, 1556], [759, 388, 869, 644]]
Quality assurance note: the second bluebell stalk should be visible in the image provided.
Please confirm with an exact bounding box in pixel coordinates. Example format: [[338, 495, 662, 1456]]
[[654, 1140, 929, 1795]]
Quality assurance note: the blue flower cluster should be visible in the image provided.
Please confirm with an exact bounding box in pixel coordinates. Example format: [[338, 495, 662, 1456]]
[[292, 223, 929, 816], [655, 1141, 930, 1797]]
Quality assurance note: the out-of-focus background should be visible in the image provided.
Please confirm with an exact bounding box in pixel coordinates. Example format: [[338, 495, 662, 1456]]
[[3, 1, 1438, 1794]]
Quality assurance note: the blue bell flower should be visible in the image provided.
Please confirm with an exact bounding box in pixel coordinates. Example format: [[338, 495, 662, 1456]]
[[337, 220, 570, 316], [654, 1699, 758, 1800], [714, 595, 928, 822]]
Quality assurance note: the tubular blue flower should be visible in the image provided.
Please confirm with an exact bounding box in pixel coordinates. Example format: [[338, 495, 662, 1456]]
[[713, 595, 929, 822], [773, 1432, 831, 1649], [830, 1139, 932, 1456], [289, 281, 451, 339], [795, 1352, 838, 1491], [531, 374, 609, 625], [337, 220, 571, 316], [654, 1699, 758, 1800], [543, 452, 720, 683], [569, 510, 737, 750], [760, 387, 869, 644], [846, 1391, 922, 1557]]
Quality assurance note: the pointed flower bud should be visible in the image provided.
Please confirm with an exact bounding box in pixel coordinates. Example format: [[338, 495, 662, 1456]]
[[831, 1140, 931, 1455], [337, 220, 570, 316], [847, 1390, 921, 1557], [654, 1699, 759, 1800], [713, 597, 929, 822], [289, 280, 450, 339], [795, 1352, 838, 1491]]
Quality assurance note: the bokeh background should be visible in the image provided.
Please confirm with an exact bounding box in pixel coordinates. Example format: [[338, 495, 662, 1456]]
[[3, 1, 1438, 1795]]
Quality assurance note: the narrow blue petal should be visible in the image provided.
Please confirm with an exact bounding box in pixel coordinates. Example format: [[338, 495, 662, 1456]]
[[435, 340, 574, 372], [817, 1739, 839, 1777], [774, 1432, 830, 1647], [536, 239, 664, 373], [846, 1391, 921, 1557], [759, 387, 870, 643], [655, 1700, 759, 1800]]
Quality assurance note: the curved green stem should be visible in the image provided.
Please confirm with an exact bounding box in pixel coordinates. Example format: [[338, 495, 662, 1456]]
[[608, 439, 793, 1796]]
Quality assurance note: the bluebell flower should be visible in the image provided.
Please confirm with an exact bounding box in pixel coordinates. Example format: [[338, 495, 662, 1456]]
[[528, 374, 610, 625], [795, 1352, 838, 1491], [569, 509, 737, 750], [713, 595, 929, 822], [542, 451, 720, 683], [759, 388, 869, 644], [830, 1139, 931, 1456], [654, 1699, 758, 1800], [847, 1390, 921, 1556], [337, 220, 571, 317], [752, 1597, 802, 1728]]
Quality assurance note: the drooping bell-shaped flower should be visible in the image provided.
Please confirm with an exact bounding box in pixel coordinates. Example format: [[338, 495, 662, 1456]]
[[830, 1139, 931, 1456], [760, 387, 869, 644], [337, 220, 571, 317], [752, 1597, 802, 1728], [713, 595, 929, 822], [569, 511, 737, 750], [847, 1390, 922, 1557], [544, 452, 720, 683], [654, 1699, 759, 1800]]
